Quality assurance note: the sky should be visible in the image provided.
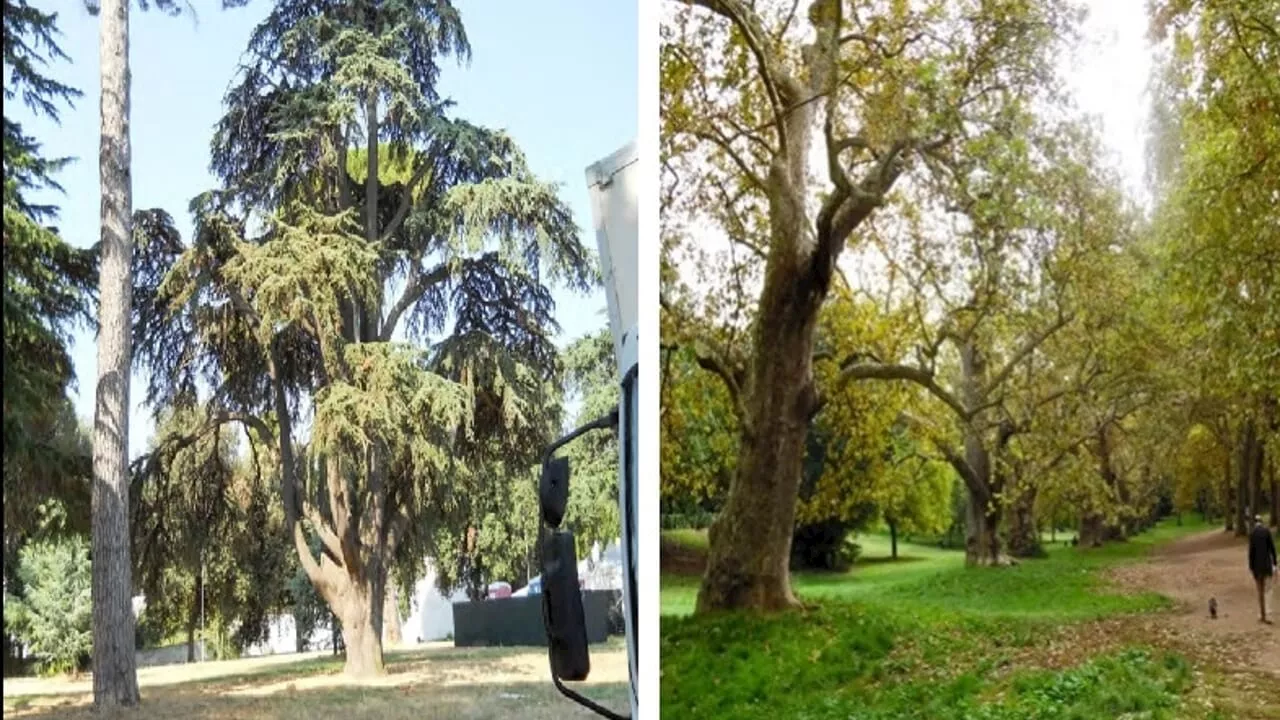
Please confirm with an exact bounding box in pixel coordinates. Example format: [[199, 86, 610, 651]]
[[14, 1, 637, 459]]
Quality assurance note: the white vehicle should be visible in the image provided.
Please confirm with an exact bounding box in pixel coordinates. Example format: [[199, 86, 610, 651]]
[[537, 142, 638, 720]]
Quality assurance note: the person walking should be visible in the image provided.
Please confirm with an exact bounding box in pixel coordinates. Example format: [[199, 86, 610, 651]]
[[1248, 515, 1278, 624]]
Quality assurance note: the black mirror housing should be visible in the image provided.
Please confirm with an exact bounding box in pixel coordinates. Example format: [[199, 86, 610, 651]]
[[540, 456, 571, 528], [542, 528, 590, 681]]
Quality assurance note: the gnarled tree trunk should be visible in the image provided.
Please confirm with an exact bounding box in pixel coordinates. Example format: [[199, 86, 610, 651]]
[[91, 0, 140, 706], [698, 279, 820, 611], [335, 574, 385, 677], [1079, 513, 1105, 548]]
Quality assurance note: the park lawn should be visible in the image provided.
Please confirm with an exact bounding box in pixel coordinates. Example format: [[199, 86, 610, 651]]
[[3, 641, 629, 720], [659, 515, 1275, 720]]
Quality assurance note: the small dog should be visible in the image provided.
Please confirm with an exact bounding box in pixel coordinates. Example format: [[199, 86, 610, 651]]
[[1209, 597, 1218, 619]]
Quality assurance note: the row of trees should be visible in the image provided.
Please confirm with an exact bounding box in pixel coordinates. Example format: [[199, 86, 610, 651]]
[[660, 0, 1278, 613], [5, 0, 620, 705]]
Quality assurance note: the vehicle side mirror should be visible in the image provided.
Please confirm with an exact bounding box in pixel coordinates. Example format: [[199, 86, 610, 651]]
[[541, 456, 571, 528], [542, 528, 590, 681]]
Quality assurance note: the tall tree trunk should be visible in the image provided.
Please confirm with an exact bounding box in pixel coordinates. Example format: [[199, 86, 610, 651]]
[[1237, 420, 1255, 535], [1270, 457, 1278, 529], [1249, 442, 1264, 524], [382, 581, 402, 648], [966, 490, 1006, 564], [335, 572, 385, 678], [1008, 483, 1043, 559], [185, 572, 202, 663], [693, 7, 898, 612], [91, 0, 140, 706], [1224, 449, 1235, 533], [1079, 513, 1105, 548], [957, 343, 1011, 567], [888, 520, 898, 560], [697, 279, 819, 611]]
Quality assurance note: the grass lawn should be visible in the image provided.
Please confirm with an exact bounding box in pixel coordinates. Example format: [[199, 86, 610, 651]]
[[660, 516, 1278, 719], [3, 640, 629, 720]]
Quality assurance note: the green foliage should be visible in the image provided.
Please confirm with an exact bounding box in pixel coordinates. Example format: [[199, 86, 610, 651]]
[[288, 534, 332, 652], [3, 536, 91, 676], [560, 329, 623, 552], [2, 1, 96, 552], [659, 346, 738, 512], [130, 406, 291, 654]]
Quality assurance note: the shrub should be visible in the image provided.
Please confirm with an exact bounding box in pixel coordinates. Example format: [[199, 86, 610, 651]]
[[3, 536, 92, 676]]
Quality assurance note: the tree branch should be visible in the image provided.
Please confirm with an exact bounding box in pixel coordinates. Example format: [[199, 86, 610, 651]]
[[983, 310, 1075, 397], [837, 360, 969, 420], [379, 160, 433, 243], [690, 0, 792, 154], [380, 261, 450, 341], [659, 341, 746, 420], [692, 128, 767, 192]]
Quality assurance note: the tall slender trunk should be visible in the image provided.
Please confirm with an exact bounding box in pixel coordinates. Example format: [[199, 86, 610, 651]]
[[91, 0, 139, 706], [185, 572, 202, 663], [888, 520, 898, 560], [1224, 449, 1234, 533], [1237, 420, 1256, 535], [1270, 457, 1278, 528]]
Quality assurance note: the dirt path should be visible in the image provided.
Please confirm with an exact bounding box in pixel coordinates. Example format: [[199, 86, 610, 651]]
[[1108, 529, 1279, 674]]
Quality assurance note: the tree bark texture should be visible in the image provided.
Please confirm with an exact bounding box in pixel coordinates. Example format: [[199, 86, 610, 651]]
[[1224, 450, 1235, 533], [1270, 457, 1278, 528], [1008, 483, 1043, 559], [1237, 420, 1257, 535], [697, 281, 819, 611], [382, 581, 402, 648], [91, 0, 140, 706]]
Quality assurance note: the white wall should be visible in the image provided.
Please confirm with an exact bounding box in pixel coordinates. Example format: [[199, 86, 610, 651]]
[[403, 560, 469, 643]]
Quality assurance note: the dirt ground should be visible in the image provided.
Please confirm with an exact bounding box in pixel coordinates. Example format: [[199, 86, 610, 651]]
[[1107, 528, 1280, 675], [1, 643, 629, 720]]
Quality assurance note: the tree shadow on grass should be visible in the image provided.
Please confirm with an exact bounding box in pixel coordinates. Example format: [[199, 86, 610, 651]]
[[853, 554, 931, 566]]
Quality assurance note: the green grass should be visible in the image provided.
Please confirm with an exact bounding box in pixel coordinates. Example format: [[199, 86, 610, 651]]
[[661, 516, 1213, 619], [660, 516, 1226, 719]]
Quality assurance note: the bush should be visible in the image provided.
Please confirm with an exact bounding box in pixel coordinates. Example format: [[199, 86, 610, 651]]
[[660, 511, 716, 530], [3, 536, 92, 676], [791, 520, 864, 571]]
